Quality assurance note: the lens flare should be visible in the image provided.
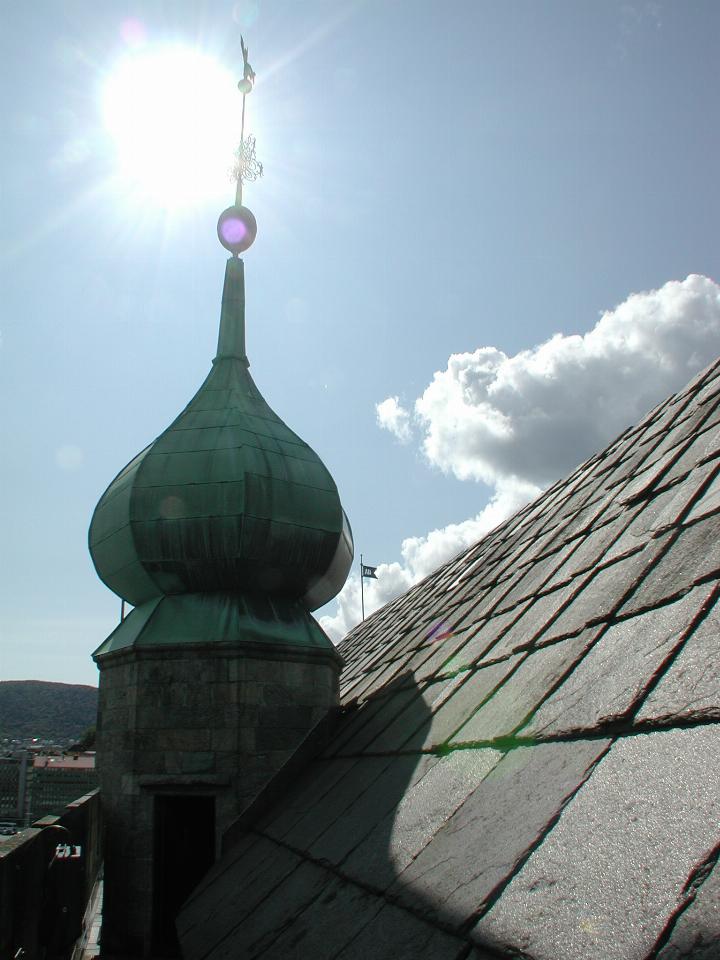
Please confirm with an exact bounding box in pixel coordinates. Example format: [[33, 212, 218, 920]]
[[426, 621, 454, 644], [119, 18, 147, 48], [221, 217, 247, 244]]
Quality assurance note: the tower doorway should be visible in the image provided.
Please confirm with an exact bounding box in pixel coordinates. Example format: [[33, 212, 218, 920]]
[[152, 794, 216, 957]]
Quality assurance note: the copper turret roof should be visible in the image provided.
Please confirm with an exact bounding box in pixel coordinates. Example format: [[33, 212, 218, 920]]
[[89, 255, 353, 611]]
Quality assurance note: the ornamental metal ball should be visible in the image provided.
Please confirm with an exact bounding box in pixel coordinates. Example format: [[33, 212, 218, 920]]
[[217, 205, 257, 254]]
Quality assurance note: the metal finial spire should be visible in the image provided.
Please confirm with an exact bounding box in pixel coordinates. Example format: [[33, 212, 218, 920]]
[[217, 36, 262, 256], [234, 36, 263, 206]]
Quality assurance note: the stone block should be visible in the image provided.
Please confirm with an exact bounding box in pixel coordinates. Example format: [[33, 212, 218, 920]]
[[120, 773, 140, 797], [256, 725, 308, 751], [211, 728, 238, 752], [180, 751, 216, 775], [262, 704, 315, 729], [134, 750, 169, 774], [166, 728, 214, 751]]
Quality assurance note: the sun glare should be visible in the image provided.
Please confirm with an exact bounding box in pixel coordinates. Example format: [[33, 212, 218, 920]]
[[102, 46, 239, 208]]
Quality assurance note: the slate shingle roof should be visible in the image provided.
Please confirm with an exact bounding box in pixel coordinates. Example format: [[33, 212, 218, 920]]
[[178, 357, 720, 960]]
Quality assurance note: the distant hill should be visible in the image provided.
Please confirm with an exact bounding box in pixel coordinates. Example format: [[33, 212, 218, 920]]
[[0, 681, 98, 742]]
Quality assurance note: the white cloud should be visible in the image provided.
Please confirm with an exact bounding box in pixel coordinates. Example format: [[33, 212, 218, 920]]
[[328, 275, 720, 645], [375, 395, 412, 444], [391, 275, 720, 487]]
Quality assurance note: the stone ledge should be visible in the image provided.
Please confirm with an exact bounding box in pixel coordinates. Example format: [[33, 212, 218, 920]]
[[137, 774, 231, 788], [97, 637, 343, 670]]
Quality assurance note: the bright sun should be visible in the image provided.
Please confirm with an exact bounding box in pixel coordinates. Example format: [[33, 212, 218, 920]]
[[102, 46, 239, 208]]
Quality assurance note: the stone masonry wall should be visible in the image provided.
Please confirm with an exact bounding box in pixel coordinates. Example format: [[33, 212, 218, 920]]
[[96, 642, 340, 958]]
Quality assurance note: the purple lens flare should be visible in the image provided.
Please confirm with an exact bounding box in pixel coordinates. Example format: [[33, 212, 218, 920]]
[[217, 205, 257, 253], [220, 217, 248, 245]]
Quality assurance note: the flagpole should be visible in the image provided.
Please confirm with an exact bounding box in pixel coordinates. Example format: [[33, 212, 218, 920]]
[[360, 553, 365, 621], [236, 90, 247, 207]]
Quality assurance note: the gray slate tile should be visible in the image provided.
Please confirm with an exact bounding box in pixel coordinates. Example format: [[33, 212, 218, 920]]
[[636, 591, 720, 725], [332, 901, 467, 960], [621, 519, 720, 616], [656, 855, 720, 959], [407, 622, 487, 683], [550, 509, 636, 582], [274, 755, 394, 849], [397, 656, 523, 751], [387, 738, 610, 929], [212, 859, 334, 960], [179, 835, 303, 960], [452, 629, 599, 743], [342, 656, 406, 704], [257, 757, 359, 841], [472, 725, 720, 960], [523, 587, 714, 738], [440, 603, 531, 674], [661, 427, 720, 487], [340, 748, 502, 891], [684, 464, 720, 524], [251, 875, 385, 960], [479, 577, 590, 661], [359, 673, 468, 754], [539, 532, 673, 641], [491, 540, 578, 613], [605, 467, 715, 557], [326, 681, 421, 756], [618, 447, 682, 504], [308, 754, 439, 866]]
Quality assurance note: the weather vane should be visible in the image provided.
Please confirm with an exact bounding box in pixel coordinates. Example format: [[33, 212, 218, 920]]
[[233, 36, 263, 205], [217, 35, 263, 256]]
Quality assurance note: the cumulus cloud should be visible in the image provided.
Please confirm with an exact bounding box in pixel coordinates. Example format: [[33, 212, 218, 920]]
[[382, 275, 720, 487], [375, 395, 413, 443], [325, 275, 720, 644]]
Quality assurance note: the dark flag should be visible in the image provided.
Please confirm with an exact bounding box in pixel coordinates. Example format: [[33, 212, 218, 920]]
[[241, 36, 256, 87], [361, 564, 378, 579]]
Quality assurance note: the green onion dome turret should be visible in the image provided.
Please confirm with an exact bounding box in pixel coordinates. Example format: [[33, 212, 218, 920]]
[[89, 254, 353, 611]]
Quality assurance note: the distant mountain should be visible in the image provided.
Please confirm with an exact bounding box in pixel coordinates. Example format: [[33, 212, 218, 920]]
[[0, 681, 98, 742]]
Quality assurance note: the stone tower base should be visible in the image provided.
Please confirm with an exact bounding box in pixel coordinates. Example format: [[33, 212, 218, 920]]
[[93, 594, 341, 957]]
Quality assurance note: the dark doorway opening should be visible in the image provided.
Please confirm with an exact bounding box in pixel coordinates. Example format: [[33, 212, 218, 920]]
[[152, 794, 216, 957]]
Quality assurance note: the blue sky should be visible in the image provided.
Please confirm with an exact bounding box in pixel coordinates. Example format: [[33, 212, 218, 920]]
[[2, 0, 720, 685]]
